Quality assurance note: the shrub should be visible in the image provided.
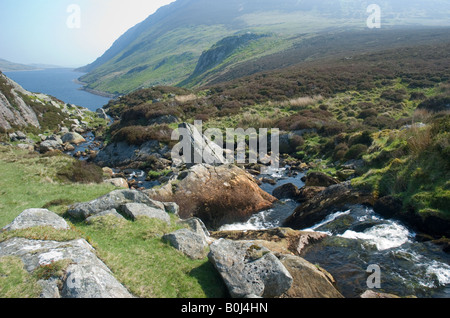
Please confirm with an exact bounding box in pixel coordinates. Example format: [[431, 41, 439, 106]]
[[57, 160, 104, 184], [417, 96, 450, 113], [381, 89, 408, 103], [345, 144, 368, 160], [112, 125, 173, 145]]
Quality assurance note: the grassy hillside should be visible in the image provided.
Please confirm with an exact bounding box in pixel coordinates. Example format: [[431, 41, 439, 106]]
[[0, 146, 227, 298], [77, 0, 450, 95]]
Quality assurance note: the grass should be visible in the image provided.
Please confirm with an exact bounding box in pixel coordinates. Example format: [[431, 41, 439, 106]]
[[0, 145, 227, 298]]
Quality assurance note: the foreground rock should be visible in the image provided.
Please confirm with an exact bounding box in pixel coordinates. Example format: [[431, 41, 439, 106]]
[[0, 209, 133, 298], [208, 239, 293, 298], [284, 181, 374, 230], [145, 164, 277, 230]]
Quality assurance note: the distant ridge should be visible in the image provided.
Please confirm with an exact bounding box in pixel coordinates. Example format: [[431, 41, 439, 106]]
[[77, 0, 450, 95]]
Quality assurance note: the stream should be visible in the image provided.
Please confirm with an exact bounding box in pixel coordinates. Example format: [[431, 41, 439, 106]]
[[70, 134, 450, 298], [219, 167, 450, 298]]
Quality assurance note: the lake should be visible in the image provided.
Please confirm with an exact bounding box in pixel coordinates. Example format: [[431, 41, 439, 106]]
[[4, 68, 112, 112]]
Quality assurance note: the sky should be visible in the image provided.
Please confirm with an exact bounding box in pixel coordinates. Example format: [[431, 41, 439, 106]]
[[0, 0, 176, 68]]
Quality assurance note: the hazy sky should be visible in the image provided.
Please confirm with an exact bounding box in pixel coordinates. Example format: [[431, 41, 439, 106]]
[[0, 0, 175, 67]]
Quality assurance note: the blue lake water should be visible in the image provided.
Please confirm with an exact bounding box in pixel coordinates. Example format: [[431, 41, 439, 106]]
[[4, 68, 111, 112]]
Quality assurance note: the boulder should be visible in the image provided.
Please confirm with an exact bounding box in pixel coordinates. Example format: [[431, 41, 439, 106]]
[[180, 217, 212, 244], [104, 178, 129, 189], [0, 210, 133, 298], [279, 254, 344, 298], [296, 186, 326, 203], [67, 189, 164, 220], [0, 237, 133, 298], [210, 227, 327, 256], [283, 181, 374, 230], [122, 203, 170, 224], [94, 140, 170, 169], [305, 171, 340, 187], [360, 290, 400, 298], [208, 239, 293, 298], [144, 164, 277, 230], [2, 209, 69, 231], [61, 132, 86, 145], [163, 228, 208, 260], [272, 183, 301, 201], [175, 122, 227, 166], [39, 140, 62, 153]]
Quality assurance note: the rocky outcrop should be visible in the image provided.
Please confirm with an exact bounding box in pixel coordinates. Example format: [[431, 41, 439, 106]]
[[145, 164, 277, 230], [0, 209, 133, 298], [208, 239, 293, 298], [0, 73, 40, 130], [93, 140, 170, 169], [190, 33, 267, 79], [284, 181, 374, 230]]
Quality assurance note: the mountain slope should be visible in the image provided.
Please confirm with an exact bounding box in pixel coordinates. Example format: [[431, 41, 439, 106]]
[[0, 59, 38, 72], [78, 0, 450, 95]]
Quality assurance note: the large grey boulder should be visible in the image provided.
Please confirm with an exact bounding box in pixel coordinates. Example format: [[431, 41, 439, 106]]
[[0, 237, 133, 298], [208, 239, 293, 298], [0, 209, 133, 298], [122, 203, 170, 224], [67, 189, 164, 220], [174, 122, 227, 166], [2, 209, 70, 231], [163, 228, 208, 260]]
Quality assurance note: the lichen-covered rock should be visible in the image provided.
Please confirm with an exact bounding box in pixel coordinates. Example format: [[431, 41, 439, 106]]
[[163, 228, 207, 260], [0, 237, 133, 298], [67, 189, 163, 220], [2, 209, 69, 231], [208, 239, 293, 298]]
